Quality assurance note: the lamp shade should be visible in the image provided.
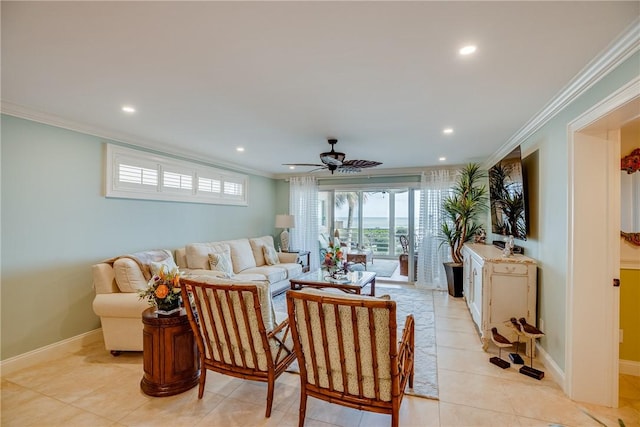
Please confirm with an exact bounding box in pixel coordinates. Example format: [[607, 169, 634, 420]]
[[275, 214, 295, 229]]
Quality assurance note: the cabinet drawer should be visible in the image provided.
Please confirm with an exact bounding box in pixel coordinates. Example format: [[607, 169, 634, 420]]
[[492, 263, 528, 275]]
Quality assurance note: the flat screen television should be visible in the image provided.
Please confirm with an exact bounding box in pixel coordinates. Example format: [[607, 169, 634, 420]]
[[489, 146, 528, 240]]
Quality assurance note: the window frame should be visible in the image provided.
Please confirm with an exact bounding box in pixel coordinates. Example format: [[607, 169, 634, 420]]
[[105, 144, 248, 206]]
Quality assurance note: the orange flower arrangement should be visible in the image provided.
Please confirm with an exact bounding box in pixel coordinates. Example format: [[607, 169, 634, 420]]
[[138, 265, 182, 311], [323, 241, 344, 271]]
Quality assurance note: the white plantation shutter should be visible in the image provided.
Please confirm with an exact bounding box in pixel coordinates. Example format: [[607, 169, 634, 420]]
[[223, 179, 244, 199], [163, 169, 193, 193], [198, 176, 222, 194], [118, 163, 158, 187], [106, 144, 247, 205]]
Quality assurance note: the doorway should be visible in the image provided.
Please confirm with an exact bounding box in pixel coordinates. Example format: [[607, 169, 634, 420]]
[[567, 78, 639, 407]]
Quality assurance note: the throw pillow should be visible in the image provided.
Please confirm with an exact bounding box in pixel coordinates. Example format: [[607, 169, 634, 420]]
[[263, 246, 280, 266], [113, 258, 148, 292], [208, 252, 234, 276], [149, 258, 179, 277]]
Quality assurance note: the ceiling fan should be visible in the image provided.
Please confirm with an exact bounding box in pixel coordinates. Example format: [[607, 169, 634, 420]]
[[284, 139, 382, 174]]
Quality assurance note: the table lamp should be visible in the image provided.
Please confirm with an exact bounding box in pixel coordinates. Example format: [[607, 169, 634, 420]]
[[275, 214, 295, 251]]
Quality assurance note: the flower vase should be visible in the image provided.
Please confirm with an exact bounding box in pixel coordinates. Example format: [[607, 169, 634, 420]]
[[154, 297, 181, 316], [324, 267, 336, 279], [326, 264, 346, 281]]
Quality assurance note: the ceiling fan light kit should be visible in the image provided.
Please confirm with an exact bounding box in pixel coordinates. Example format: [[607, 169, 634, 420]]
[[284, 138, 382, 174]]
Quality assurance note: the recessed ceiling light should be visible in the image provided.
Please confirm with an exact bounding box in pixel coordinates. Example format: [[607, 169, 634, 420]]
[[443, 128, 454, 134], [121, 105, 136, 113], [439, 157, 447, 162], [236, 147, 245, 152], [459, 45, 477, 56]]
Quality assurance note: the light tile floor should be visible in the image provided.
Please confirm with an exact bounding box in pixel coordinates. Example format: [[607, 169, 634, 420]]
[[2, 286, 639, 427]]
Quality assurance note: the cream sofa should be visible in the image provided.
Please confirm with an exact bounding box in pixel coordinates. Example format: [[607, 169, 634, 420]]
[[92, 236, 303, 353]]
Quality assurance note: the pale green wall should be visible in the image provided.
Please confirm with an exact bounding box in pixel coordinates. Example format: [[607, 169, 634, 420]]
[[490, 51, 640, 370], [1, 115, 280, 360], [275, 179, 290, 214]]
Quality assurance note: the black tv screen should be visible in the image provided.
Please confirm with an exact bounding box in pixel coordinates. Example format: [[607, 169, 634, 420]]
[[489, 146, 528, 240]]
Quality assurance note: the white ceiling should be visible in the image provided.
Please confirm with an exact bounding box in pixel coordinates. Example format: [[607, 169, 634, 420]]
[[2, 1, 638, 177]]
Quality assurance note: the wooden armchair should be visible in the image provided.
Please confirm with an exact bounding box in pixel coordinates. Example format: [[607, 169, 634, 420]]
[[180, 276, 296, 417], [286, 288, 414, 427]]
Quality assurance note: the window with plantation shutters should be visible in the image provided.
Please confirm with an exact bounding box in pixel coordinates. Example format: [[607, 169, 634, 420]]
[[198, 176, 221, 194], [119, 164, 158, 187], [163, 170, 193, 193], [105, 144, 248, 205], [224, 180, 243, 197]]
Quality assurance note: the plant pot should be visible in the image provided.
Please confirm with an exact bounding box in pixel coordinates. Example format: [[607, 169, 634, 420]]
[[443, 262, 464, 297]]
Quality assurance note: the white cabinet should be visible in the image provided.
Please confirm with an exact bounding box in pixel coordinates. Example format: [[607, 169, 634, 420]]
[[462, 243, 537, 354]]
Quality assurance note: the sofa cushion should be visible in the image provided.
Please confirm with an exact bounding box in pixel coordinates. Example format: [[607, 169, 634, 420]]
[[182, 269, 266, 282], [263, 246, 279, 266], [113, 258, 148, 293], [174, 248, 188, 269], [185, 242, 231, 270], [277, 262, 303, 278], [208, 252, 234, 277], [182, 269, 229, 278], [225, 239, 257, 273], [249, 236, 276, 266], [241, 266, 288, 284]]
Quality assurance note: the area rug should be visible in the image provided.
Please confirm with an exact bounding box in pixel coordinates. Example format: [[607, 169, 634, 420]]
[[364, 259, 398, 277], [272, 284, 438, 400]]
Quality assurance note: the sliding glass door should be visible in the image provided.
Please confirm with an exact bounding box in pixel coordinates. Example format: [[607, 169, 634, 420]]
[[334, 191, 359, 247], [320, 188, 416, 259]]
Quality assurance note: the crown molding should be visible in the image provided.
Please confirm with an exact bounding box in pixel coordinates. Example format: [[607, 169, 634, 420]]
[[484, 18, 640, 168], [0, 101, 275, 179]]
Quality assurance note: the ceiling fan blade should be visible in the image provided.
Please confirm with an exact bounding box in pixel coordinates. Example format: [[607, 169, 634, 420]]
[[308, 167, 328, 173], [337, 166, 362, 174], [282, 163, 325, 167], [341, 159, 383, 169]]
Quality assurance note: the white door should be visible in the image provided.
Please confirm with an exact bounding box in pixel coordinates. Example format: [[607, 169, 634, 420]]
[[568, 129, 621, 406], [564, 78, 640, 406]]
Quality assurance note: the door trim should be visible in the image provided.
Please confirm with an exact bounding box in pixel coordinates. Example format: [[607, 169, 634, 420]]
[[566, 76, 639, 406]]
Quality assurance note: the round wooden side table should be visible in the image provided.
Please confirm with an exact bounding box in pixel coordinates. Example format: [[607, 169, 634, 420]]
[[140, 307, 200, 397]]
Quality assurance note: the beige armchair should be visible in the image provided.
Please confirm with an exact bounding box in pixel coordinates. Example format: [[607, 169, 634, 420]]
[[180, 276, 296, 418], [286, 288, 415, 427]]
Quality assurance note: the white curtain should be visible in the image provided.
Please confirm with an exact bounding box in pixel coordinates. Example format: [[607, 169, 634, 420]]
[[416, 169, 455, 290], [289, 176, 320, 271]]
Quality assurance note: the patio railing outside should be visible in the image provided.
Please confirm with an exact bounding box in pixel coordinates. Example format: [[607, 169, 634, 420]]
[[336, 227, 422, 257]]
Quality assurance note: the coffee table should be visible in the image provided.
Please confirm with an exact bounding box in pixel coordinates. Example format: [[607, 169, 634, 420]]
[[289, 270, 376, 296]]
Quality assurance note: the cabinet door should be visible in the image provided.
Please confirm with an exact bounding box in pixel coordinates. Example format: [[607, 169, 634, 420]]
[[469, 257, 483, 327], [143, 326, 161, 382], [162, 325, 198, 384], [462, 253, 472, 304]]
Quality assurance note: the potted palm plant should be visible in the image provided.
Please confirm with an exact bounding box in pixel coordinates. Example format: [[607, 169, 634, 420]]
[[440, 163, 488, 297]]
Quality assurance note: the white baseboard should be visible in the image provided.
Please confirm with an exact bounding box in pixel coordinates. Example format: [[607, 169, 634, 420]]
[[536, 342, 566, 388], [0, 329, 103, 377], [620, 359, 640, 376]]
